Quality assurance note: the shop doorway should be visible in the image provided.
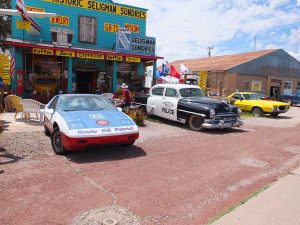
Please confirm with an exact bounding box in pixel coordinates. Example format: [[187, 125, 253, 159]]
[[76, 71, 97, 94], [270, 86, 280, 100]]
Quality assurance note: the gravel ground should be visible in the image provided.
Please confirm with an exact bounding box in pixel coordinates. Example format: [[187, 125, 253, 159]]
[[1, 107, 300, 159]]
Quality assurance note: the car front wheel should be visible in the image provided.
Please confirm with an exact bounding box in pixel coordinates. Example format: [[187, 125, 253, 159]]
[[51, 127, 66, 155], [251, 107, 263, 117], [188, 115, 204, 131]]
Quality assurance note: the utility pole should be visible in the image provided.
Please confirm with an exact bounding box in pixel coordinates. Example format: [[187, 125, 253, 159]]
[[208, 46, 214, 57], [254, 35, 257, 52]]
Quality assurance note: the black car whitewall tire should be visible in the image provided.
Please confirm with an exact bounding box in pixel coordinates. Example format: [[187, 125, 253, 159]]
[[251, 107, 263, 117], [51, 127, 67, 155], [188, 115, 204, 131]]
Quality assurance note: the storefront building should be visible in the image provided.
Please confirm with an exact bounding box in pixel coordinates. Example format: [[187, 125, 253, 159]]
[[5, 0, 162, 100], [170, 49, 300, 98]]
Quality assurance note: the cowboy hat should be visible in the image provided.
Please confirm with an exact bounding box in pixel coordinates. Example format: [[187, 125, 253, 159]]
[[121, 83, 128, 88]]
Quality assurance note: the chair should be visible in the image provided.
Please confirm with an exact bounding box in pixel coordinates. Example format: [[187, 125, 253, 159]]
[[10, 96, 24, 119]]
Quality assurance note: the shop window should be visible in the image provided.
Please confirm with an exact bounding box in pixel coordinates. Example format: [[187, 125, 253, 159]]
[[152, 87, 164, 96], [241, 81, 250, 91], [284, 81, 293, 89], [78, 16, 96, 44], [296, 81, 300, 89]]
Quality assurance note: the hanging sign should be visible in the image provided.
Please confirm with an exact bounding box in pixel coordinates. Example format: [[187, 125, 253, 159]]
[[77, 52, 105, 60], [126, 57, 140, 63], [131, 34, 156, 56], [56, 50, 76, 57], [32, 48, 54, 55], [16, 20, 31, 30], [106, 55, 123, 61]]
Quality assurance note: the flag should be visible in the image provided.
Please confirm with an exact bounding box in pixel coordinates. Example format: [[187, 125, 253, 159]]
[[156, 69, 162, 78], [170, 65, 180, 79], [10, 49, 15, 79], [180, 63, 189, 74], [162, 63, 170, 76]]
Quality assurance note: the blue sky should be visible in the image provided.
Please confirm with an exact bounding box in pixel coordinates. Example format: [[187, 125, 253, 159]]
[[115, 0, 300, 63]]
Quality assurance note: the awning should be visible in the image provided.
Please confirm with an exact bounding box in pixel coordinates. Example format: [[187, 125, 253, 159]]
[[4, 38, 164, 61]]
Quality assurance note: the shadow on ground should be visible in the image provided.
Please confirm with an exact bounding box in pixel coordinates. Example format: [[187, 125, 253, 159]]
[[15, 118, 43, 126], [0, 147, 23, 166], [0, 120, 11, 134], [66, 145, 147, 164]]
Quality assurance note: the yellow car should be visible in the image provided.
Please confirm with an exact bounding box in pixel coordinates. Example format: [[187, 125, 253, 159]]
[[227, 92, 290, 117]]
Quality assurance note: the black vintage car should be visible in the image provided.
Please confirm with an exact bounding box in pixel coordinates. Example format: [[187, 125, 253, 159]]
[[132, 84, 243, 131]]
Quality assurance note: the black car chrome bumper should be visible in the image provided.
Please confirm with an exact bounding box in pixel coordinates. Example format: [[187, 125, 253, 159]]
[[202, 113, 244, 129], [202, 119, 243, 129]]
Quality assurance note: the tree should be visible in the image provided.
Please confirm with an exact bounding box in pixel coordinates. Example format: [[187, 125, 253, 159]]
[[0, 0, 12, 50]]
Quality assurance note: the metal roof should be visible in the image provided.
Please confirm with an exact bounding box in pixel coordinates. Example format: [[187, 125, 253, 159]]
[[169, 49, 278, 72]]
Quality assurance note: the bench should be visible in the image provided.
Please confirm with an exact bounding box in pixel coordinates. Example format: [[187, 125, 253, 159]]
[[21, 99, 45, 122]]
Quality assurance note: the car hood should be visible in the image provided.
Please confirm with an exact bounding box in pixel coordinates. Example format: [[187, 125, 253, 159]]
[[242, 99, 289, 106], [59, 110, 136, 130], [180, 97, 235, 113]]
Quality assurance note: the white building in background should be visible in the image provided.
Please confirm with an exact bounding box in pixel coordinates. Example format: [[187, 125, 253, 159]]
[[145, 66, 153, 88]]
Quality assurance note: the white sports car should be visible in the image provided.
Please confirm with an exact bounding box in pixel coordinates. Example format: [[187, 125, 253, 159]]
[[43, 94, 139, 155]]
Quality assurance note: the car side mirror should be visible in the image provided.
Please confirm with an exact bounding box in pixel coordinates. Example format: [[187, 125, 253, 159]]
[[176, 93, 180, 98]]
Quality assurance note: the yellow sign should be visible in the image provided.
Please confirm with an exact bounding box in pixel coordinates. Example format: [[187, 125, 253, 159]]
[[126, 57, 141, 63], [16, 20, 31, 31], [26, 6, 45, 12], [78, 52, 104, 60], [50, 16, 70, 26], [104, 23, 120, 32], [124, 23, 139, 33], [56, 50, 75, 57], [251, 81, 262, 92], [198, 71, 208, 92], [106, 55, 123, 61], [43, 0, 147, 20], [32, 48, 54, 55]]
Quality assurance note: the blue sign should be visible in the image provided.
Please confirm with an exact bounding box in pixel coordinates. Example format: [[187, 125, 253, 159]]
[[116, 28, 131, 53], [116, 28, 156, 56], [131, 34, 156, 56]]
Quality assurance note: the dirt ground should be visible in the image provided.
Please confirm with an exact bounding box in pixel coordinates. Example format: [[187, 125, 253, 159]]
[[1, 107, 300, 225]]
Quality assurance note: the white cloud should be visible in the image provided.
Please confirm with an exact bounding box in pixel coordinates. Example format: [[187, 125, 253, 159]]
[[115, 0, 300, 62]]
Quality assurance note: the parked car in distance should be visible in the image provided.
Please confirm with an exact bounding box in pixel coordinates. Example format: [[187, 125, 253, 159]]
[[280, 94, 300, 106], [133, 84, 243, 131], [253, 93, 275, 101], [32, 75, 59, 103], [227, 92, 290, 117], [43, 94, 139, 155]]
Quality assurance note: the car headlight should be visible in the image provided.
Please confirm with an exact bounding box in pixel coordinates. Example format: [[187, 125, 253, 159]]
[[210, 109, 215, 118], [33, 90, 37, 95], [273, 106, 278, 110]]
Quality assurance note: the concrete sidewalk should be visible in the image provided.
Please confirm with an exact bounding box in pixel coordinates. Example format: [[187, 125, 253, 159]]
[[212, 167, 300, 225]]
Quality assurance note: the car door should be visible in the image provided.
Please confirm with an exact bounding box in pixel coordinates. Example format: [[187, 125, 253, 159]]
[[161, 88, 179, 121], [232, 93, 246, 110], [147, 87, 165, 116], [44, 96, 59, 133]]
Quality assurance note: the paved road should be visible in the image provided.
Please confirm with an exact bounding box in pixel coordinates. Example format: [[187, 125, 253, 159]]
[[1, 107, 300, 225]]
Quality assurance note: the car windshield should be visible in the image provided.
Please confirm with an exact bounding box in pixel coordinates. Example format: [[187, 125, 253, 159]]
[[58, 95, 115, 111], [243, 93, 260, 100], [179, 88, 205, 97]]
